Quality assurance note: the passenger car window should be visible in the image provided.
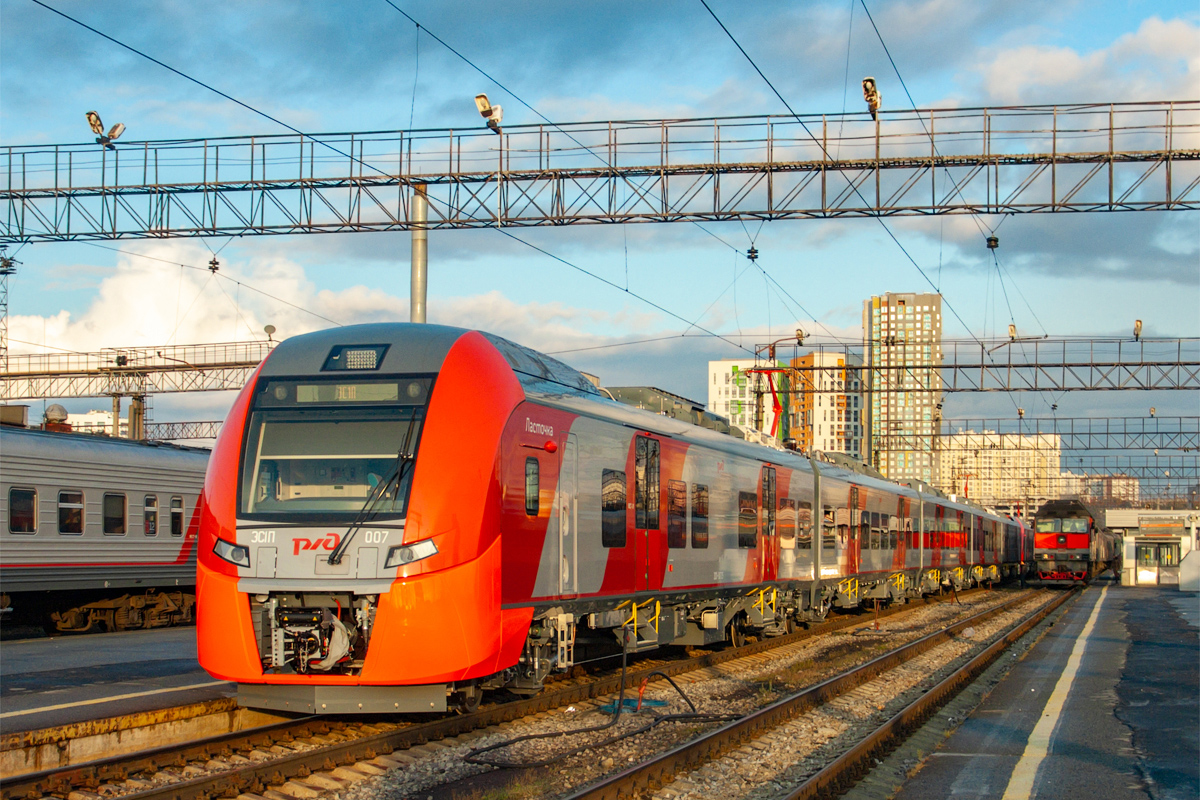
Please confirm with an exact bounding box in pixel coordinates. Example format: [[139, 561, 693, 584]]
[[103, 493, 126, 535], [738, 491, 758, 548], [779, 498, 796, 549], [797, 501, 812, 549], [144, 495, 158, 536], [691, 483, 709, 548], [9, 488, 37, 533], [170, 496, 184, 536], [601, 469, 626, 547], [59, 490, 84, 534], [667, 480, 686, 548]]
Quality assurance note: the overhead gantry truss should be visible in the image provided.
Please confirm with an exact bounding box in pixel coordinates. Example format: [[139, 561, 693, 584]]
[[3, 101, 1197, 242], [874, 416, 1200, 453], [757, 337, 1200, 392], [1, 341, 271, 399]]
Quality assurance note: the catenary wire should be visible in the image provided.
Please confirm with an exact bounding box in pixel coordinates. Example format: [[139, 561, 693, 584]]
[[699, 0, 1023, 416], [36, 0, 757, 359]]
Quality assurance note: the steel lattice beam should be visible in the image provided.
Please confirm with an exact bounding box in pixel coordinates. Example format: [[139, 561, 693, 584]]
[[144, 420, 222, 440], [1, 341, 271, 399], [4, 101, 1197, 243], [873, 416, 1200, 452]]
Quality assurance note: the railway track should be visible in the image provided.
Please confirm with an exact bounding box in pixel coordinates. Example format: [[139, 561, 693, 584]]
[[0, 586, 1008, 800], [562, 588, 1074, 800]]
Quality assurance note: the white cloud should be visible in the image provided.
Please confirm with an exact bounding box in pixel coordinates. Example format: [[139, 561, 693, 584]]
[[976, 16, 1200, 104]]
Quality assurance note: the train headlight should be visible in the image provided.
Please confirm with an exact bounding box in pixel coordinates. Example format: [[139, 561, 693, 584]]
[[385, 539, 438, 569], [213, 537, 251, 568]]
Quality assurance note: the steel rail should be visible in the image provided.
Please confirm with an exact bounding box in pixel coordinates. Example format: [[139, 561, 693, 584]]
[[562, 589, 1069, 800], [784, 588, 1079, 800], [0, 589, 991, 800]]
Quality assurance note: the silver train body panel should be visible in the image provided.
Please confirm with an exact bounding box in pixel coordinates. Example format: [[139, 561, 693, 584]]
[[0, 427, 208, 593]]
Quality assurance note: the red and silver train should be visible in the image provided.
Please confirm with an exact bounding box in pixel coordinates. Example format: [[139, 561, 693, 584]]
[[1, 426, 207, 632], [197, 324, 1033, 713], [1031, 498, 1121, 585]]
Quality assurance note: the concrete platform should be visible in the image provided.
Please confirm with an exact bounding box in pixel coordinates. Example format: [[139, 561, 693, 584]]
[[0, 627, 232, 733], [895, 583, 1198, 800]]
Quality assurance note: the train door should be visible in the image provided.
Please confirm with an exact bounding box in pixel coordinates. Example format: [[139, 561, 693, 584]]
[[1135, 541, 1181, 585], [761, 467, 777, 580], [847, 486, 862, 576], [558, 434, 578, 597], [633, 435, 662, 592]]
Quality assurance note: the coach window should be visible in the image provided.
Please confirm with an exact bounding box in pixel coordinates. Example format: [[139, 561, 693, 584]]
[[9, 488, 37, 533], [822, 505, 836, 549], [870, 511, 882, 550], [170, 496, 184, 536], [797, 501, 812, 549], [691, 483, 709, 548], [634, 437, 660, 529], [858, 509, 869, 548], [922, 503, 936, 548], [886, 514, 897, 549], [144, 495, 159, 536], [738, 491, 758, 548], [524, 458, 540, 516], [58, 491, 84, 535], [601, 469, 626, 547], [667, 480, 687, 548], [103, 493, 127, 535], [779, 498, 796, 549]]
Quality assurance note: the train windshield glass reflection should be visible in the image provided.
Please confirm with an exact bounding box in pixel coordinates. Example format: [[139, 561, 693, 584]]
[[239, 376, 432, 522]]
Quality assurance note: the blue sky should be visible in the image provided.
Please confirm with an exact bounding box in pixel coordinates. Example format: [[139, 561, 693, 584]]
[[2, 0, 1197, 422]]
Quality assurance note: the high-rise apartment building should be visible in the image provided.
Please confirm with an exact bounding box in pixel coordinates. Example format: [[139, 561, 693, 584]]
[[708, 359, 782, 435], [936, 430, 1067, 506], [788, 351, 864, 458], [863, 292, 943, 483]]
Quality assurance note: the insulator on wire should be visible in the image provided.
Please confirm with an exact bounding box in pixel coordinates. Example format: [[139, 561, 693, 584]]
[[986, 235, 999, 250], [747, 246, 758, 262]]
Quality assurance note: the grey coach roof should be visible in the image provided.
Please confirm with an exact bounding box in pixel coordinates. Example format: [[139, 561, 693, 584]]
[[260, 323, 469, 377]]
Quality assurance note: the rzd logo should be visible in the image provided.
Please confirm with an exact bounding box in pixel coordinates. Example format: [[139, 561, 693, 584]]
[[293, 533, 341, 556]]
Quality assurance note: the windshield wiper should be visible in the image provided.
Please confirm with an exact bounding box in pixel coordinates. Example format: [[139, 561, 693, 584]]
[[327, 414, 420, 565]]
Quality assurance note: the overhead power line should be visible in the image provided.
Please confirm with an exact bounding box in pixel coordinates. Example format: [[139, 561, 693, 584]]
[[31, 0, 758, 358]]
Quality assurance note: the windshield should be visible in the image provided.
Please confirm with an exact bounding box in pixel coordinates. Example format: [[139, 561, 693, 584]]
[[1035, 518, 1061, 533], [238, 377, 431, 522], [1061, 517, 1089, 533]]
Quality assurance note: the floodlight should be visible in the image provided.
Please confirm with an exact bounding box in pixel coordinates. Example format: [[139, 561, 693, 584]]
[[862, 77, 881, 120], [1008, 323, 1016, 340], [1133, 319, 1142, 341], [86, 110, 125, 149], [474, 93, 503, 133]]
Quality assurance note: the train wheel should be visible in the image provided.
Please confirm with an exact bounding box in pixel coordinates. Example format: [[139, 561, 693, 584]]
[[729, 621, 746, 648], [452, 685, 483, 714]]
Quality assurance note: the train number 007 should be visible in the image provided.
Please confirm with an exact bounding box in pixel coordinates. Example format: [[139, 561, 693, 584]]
[[363, 530, 389, 544]]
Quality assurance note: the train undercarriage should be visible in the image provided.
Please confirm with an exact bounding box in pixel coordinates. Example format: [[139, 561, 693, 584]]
[[238, 565, 1013, 714], [1, 589, 195, 634]]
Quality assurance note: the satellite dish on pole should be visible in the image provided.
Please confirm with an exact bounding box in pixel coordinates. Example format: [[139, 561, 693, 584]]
[[264, 324, 276, 342]]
